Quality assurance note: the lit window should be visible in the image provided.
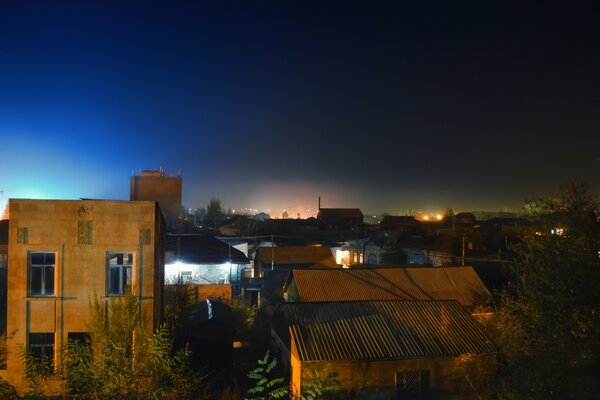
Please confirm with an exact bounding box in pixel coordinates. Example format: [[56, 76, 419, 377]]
[[28, 332, 54, 375], [180, 270, 192, 283], [29, 252, 55, 296], [107, 253, 133, 295]]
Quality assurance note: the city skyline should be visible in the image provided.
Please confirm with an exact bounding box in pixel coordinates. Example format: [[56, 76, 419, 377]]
[[1, 1, 598, 214]]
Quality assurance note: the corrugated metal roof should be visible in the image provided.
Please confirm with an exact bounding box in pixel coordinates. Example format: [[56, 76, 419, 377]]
[[275, 300, 496, 362], [257, 246, 337, 268], [285, 267, 492, 308]]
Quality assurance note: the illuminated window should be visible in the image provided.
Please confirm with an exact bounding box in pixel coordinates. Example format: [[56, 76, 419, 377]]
[[180, 270, 192, 283], [108, 253, 133, 295], [28, 332, 54, 375], [29, 252, 55, 296]]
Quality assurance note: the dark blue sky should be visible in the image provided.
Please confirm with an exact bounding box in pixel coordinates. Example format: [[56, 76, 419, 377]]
[[1, 1, 599, 215]]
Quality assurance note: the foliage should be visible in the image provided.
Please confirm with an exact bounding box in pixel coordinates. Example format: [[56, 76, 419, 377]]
[[206, 198, 225, 227], [59, 291, 208, 399], [245, 351, 288, 400], [298, 369, 339, 400], [493, 183, 600, 400], [452, 353, 494, 400], [230, 297, 257, 341], [0, 377, 21, 400]]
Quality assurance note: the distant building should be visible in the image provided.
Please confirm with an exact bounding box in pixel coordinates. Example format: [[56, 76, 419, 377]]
[[130, 168, 182, 229], [328, 237, 384, 266], [2, 199, 165, 392], [317, 208, 363, 229], [272, 300, 496, 399]]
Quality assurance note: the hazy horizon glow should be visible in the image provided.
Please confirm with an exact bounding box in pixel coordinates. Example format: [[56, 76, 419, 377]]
[[1, 2, 598, 214]]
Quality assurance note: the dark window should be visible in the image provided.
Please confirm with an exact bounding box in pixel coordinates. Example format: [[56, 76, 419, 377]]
[[107, 252, 133, 295], [29, 332, 54, 374], [29, 252, 55, 296], [395, 370, 429, 399], [68, 332, 90, 346]]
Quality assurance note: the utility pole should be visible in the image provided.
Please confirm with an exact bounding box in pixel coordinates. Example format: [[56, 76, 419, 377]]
[[271, 234, 274, 271], [461, 234, 465, 266], [355, 222, 359, 266]]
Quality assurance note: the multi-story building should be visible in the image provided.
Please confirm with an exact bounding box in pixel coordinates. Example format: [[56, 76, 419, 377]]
[[0, 199, 165, 392], [130, 168, 182, 229]]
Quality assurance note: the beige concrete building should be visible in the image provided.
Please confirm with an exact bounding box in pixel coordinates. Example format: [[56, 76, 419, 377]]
[[130, 168, 182, 228], [0, 199, 165, 392]]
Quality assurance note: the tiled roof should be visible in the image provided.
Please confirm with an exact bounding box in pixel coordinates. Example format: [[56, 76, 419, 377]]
[[256, 246, 337, 268], [274, 300, 496, 362], [284, 267, 491, 308]]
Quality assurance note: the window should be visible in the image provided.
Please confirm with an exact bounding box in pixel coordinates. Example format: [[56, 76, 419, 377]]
[[180, 270, 192, 283], [68, 332, 90, 346], [28, 333, 54, 374], [395, 370, 429, 398], [29, 252, 55, 296], [108, 252, 133, 295]]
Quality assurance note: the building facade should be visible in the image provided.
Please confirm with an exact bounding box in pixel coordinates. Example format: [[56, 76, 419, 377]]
[[1, 199, 165, 391], [130, 168, 182, 228]]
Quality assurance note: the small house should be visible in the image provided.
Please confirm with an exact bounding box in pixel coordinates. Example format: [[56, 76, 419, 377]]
[[272, 300, 496, 399]]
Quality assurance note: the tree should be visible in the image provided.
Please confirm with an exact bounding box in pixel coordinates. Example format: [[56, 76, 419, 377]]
[[206, 198, 225, 227], [60, 291, 207, 399], [493, 183, 600, 399], [244, 351, 288, 400]]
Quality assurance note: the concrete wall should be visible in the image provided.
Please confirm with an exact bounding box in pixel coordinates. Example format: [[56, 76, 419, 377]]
[[5, 199, 164, 392], [293, 354, 496, 399], [130, 174, 182, 227]]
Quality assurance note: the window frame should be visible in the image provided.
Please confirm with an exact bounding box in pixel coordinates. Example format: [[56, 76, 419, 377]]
[[28, 252, 56, 297], [28, 332, 55, 375], [107, 252, 133, 296]]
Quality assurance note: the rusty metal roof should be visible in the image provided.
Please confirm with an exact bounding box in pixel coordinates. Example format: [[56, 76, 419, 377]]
[[274, 300, 496, 362], [284, 267, 492, 308]]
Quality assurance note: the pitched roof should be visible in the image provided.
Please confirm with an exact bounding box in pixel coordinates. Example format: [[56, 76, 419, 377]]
[[273, 300, 496, 362], [166, 234, 249, 264], [284, 266, 491, 308], [256, 246, 337, 268], [317, 208, 363, 219]]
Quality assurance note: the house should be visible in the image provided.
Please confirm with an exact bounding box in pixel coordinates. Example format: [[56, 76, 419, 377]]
[[1, 199, 165, 391], [254, 246, 337, 278], [379, 215, 421, 232], [253, 246, 338, 304], [328, 237, 384, 266], [317, 208, 363, 230], [401, 235, 456, 266], [0, 219, 8, 362], [272, 300, 496, 399], [282, 266, 492, 311], [165, 234, 251, 296]]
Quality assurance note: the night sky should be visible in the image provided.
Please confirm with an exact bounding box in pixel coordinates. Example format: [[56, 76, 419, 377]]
[[1, 1, 599, 216]]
